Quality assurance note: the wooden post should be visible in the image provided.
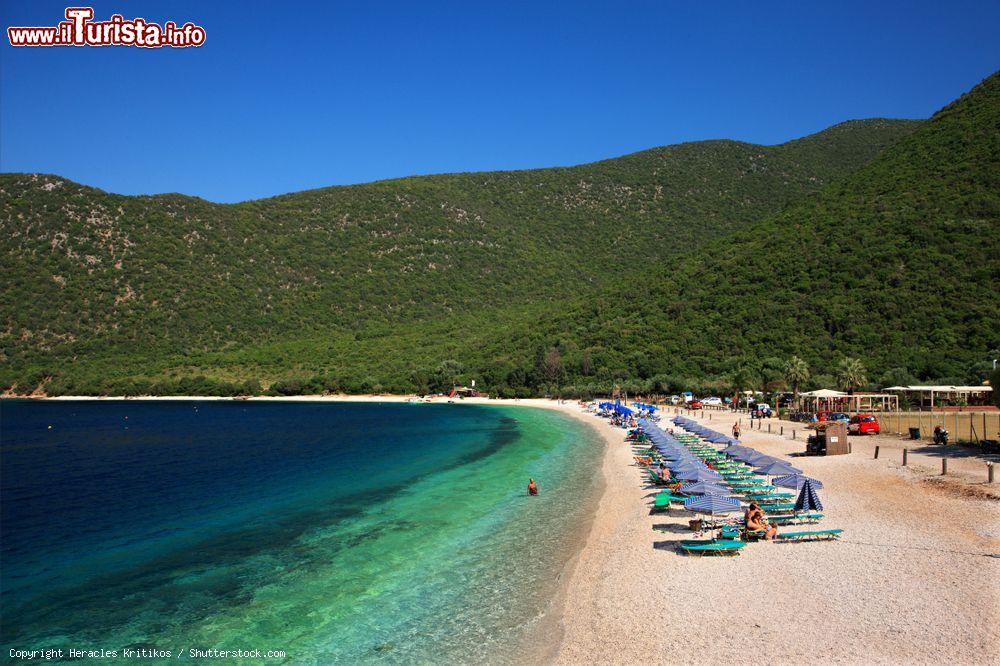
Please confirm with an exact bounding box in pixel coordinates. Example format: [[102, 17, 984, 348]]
[[941, 458, 947, 475], [792, 429, 796, 440], [874, 445, 880, 459], [780, 426, 784, 436], [768, 423, 771, 433], [989, 463, 995, 484], [903, 448, 908, 466]]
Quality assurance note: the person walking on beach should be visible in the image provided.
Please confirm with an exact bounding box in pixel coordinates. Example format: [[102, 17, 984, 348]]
[[527, 478, 538, 496], [732, 421, 741, 439]]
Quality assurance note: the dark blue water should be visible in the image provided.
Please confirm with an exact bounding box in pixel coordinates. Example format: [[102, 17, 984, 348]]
[[0, 400, 600, 663]]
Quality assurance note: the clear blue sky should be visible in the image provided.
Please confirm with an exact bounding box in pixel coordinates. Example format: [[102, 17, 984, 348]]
[[2, 1, 998, 202]]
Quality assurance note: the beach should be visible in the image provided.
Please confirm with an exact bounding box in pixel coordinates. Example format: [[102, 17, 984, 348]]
[[552, 407, 1000, 665], [16, 395, 1000, 663]]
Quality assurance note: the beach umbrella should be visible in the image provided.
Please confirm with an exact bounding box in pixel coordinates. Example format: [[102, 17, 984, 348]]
[[753, 460, 803, 476], [743, 452, 780, 466], [679, 481, 730, 495], [773, 474, 824, 490], [674, 467, 724, 482], [683, 494, 742, 527], [794, 478, 823, 512]]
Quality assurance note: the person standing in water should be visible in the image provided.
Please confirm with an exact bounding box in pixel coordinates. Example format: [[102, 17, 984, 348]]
[[527, 478, 538, 495]]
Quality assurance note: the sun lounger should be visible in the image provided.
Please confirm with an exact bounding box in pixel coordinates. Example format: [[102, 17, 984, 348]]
[[760, 502, 795, 515], [719, 525, 742, 540], [678, 539, 746, 556], [768, 513, 824, 525], [775, 529, 843, 542], [653, 491, 685, 510]]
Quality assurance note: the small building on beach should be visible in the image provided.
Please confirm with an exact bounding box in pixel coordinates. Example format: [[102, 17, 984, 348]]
[[882, 385, 994, 410], [799, 389, 899, 413]]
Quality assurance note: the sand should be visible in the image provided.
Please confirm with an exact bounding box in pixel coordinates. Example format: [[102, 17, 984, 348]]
[[552, 407, 1000, 665]]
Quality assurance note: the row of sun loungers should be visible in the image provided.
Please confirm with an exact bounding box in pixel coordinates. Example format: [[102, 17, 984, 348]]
[[627, 416, 841, 556]]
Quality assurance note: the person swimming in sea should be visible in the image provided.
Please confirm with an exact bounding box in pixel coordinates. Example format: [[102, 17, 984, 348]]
[[527, 478, 538, 496]]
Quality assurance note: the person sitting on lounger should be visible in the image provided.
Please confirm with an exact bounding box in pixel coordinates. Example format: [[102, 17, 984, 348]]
[[527, 479, 538, 496], [657, 463, 668, 481], [745, 502, 777, 540]]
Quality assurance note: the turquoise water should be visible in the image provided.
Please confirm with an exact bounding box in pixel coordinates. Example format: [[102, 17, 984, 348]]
[[0, 401, 602, 664]]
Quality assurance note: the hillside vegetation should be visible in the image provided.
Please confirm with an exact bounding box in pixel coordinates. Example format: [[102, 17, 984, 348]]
[[5, 72, 996, 399]]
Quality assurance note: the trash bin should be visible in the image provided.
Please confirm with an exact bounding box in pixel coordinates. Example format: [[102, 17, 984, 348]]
[[909, 427, 921, 440]]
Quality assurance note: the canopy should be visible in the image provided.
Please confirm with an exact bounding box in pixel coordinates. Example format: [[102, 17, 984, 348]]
[[683, 494, 742, 516], [678, 481, 730, 495], [773, 474, 824, 490], [753, 460, 803, 476]]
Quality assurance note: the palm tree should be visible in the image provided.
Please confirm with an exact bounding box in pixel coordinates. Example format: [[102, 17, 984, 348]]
[[784, 356, 810, 410], [836, 357, 868, 395], [731, 364, 756, 410]]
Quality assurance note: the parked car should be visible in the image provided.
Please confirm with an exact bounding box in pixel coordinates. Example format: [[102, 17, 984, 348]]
[[689, 400, 704, 410], [827, 412, 851, 423], [848, 414, 880, 435], [703, 397, 723, 406], [669, 395, 682, 405]]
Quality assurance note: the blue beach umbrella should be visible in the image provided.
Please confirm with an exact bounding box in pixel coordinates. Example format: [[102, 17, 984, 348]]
[[678, 481, 729, 495], [794, 478, 823, 512], [753, 460, 803, 476], [773, 474, 824, 490], [674, 467, 724, 482], [683, 494, 743, 526]]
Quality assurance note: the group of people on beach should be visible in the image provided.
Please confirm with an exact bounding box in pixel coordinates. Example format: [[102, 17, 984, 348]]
[[745, 502, 777, 539]]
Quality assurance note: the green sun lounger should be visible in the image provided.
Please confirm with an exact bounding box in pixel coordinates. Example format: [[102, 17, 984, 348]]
[[775, 529, 843, 542], [768, 513, 824, 525], [761, 503, 797, 513], [653, 491, 685, 510], [719, 525, 742, 540], [678, 539, 746, 556]]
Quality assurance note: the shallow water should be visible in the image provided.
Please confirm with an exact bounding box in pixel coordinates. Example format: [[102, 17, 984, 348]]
[[0, 400, 601, 663]]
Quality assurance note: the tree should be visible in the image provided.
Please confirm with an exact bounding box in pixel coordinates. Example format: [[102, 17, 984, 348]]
[[730, 363, 757, 408], [541, 346, 565, 385], [784, 356, 810, 409], [434, 359, 463, 392], [880, 367, 916, 389], [836, 357, 868, 394]]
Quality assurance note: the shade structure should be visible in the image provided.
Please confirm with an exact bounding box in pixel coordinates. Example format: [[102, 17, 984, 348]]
[[743, 453, 781, 467], [753, 461, 803, 476], [674, 467, 724, 482], [683, 494, 742, 517], [773, 474, 824, 490], [794, 478, 824, 512], [679, 481, 729, 495]]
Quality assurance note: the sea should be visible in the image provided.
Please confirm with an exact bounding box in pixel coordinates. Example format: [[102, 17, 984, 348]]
[[0, 400, 603, 664]]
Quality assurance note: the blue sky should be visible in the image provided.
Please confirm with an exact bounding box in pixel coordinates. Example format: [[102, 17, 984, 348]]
[[1, 1, 998, 202]]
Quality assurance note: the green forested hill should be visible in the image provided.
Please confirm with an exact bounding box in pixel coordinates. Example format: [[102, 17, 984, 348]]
[[10, 70, 1000, 398], [0, 117, 921, 395]]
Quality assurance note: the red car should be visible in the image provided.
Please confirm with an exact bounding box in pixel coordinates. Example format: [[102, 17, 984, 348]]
[[849, 414, 880, 435], [689, 400, 704, 410]]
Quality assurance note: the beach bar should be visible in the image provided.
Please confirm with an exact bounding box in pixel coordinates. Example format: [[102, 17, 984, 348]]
[[799, 389, 898, 414]]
